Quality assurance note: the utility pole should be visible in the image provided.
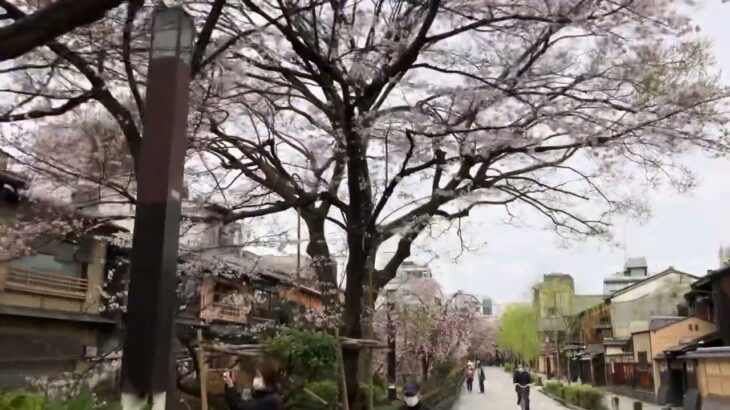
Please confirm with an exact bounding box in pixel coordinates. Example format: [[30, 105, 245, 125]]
[[120, 7, 194, 410]]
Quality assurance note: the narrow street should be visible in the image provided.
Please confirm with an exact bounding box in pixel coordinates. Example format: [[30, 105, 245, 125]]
[[453, 366, 566, 410]]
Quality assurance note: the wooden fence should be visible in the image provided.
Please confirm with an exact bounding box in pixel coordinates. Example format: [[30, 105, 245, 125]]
[[607, 362, 654, 391]]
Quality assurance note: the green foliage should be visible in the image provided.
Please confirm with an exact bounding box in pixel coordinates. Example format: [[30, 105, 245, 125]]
[[543, 381, 564, 397], [288, 379, 339, 410], [420, 360, 464, 410], [563, 384, 580, 404], [504, 363, 515, 373], [0, 389, 121, 410], [497, 303, 540, 363], [374, 402, 402, 410], [542, 381, 607, 410], [359, 383, 386, 406], [305, 380, 338, 404], [264, 329, 340, 410], [431, 360, 458, 380], [264, 329, 338, 380]]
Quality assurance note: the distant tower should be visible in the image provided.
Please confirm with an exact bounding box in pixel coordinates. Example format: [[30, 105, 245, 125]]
[[719, 246, 730, 268], [482, 297, 493, 316]]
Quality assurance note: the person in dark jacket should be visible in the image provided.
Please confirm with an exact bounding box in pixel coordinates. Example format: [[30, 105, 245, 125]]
[[398, 383, 431, 410], [223, 361, 280, 410], [476, 360, 486, 393], [512, 364, 532, 410]]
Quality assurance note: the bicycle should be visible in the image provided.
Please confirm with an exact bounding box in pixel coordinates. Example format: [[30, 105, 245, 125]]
[[515, 383, 532, 410]]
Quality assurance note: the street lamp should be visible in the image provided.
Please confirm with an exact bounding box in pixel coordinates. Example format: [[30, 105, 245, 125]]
[[121, 6, 194, 410], [150, 7, 194, 64]]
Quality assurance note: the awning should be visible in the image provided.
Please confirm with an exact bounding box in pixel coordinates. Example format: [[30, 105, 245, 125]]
[[680, 347, 730, 360], [603, 338, 630, 347], [662, 331, 722, 359]]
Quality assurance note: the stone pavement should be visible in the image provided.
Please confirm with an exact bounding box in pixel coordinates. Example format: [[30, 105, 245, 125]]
[[452, 367, 667, 410], [601, 392, 665, 410], [453, 366, 566, 410]]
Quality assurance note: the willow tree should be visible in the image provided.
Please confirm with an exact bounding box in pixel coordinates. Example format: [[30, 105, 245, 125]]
[[497, 303, 540, 366], [2, 0, 730, 407]]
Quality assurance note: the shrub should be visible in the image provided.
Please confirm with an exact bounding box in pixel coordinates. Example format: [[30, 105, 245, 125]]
[[563, 384, 580, 405], [305, 380, 339, 405], [543, 381, 563, 398], [360, 383, 386, 404], [504, 363, 515, 373], [264, 329, 338, 380], [432, 360, 458, 380], [264, 329, 340, 410], [575, 385, 605, 410], [374, 402, 401, 410], [542, 381, 606, 410]]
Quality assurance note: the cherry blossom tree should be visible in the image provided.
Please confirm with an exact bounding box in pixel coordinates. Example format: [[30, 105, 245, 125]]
[[390, 291, 473, 381], [465, 316, 497, 362], [2, 1, 730, 407]]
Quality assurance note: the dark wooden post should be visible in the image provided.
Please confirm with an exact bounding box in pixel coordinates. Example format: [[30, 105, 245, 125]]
[[120, 7, 194, 410], [387, 301, 397, 400], [717, 276, 730, 345]]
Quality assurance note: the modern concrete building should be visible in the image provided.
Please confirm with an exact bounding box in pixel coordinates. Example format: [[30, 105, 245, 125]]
[[604, 257, 650, 295]]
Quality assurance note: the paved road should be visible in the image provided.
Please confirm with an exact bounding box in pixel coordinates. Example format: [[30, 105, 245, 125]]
[[453, 366, 566, 410]]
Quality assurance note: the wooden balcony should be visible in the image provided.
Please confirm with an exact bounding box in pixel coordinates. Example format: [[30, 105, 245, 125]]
[[200, 302, 248, 324], [2, 268, 88, 300]]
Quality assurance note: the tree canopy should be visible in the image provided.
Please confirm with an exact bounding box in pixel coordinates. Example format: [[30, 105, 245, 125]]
[[497, 303, 540, 364]]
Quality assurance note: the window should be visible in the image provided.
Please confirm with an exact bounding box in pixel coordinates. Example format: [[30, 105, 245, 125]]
[[637, 351, 648, 369]]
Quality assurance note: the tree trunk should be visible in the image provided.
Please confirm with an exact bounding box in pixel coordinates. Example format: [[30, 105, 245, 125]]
[[303, 215, 338, 305], [340, 117, 375, 409], [421, 355, 431, 381], [343, 246, 366, 409]]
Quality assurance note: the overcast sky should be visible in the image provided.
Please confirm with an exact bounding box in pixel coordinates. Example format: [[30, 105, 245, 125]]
[[411, 1, 730, 305]]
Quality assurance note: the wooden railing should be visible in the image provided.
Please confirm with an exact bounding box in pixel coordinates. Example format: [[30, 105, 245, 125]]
[[201, 302, 247, 323], [3, 267, 88, 300]]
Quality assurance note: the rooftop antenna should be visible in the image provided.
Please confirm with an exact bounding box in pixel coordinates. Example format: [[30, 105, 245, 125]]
[[622, 223, 628, 262]]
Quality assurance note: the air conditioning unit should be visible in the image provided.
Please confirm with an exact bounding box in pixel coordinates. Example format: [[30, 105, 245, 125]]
[[84, 345, 98, 358]]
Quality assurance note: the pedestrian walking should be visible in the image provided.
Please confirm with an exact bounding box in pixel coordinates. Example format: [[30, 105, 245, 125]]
[[513, 364, 532, 410], [398, 382, 431, 410], [465, 363, 475, 393], [477, 360, 486, 393], [223, 360, 281, 410]]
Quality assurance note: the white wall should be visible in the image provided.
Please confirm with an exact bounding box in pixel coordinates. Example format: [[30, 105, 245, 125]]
[[609, 271, 697, 338], [610, 271, 695, 304]]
